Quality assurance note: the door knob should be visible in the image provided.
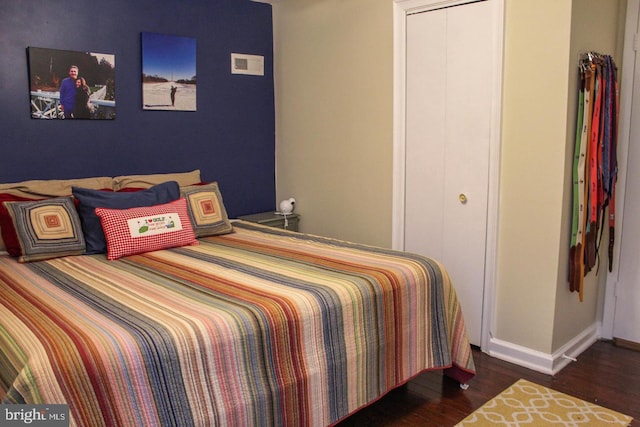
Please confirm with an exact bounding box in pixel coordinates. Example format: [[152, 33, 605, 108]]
[[459, 193, 468, 204]]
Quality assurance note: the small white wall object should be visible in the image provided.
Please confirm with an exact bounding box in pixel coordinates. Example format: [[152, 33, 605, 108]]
[[231, 53, 265, 76]]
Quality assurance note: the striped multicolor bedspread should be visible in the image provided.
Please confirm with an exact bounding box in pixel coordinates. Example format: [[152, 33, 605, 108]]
[[0, 221, 475, 426]]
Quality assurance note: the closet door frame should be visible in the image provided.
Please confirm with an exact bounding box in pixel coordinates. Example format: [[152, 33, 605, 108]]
[[392, 0, 504, 351], [601, 0, 640, 341]]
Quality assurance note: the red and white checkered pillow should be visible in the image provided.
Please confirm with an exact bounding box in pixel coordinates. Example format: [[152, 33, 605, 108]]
[[95, 198, 198, 260]]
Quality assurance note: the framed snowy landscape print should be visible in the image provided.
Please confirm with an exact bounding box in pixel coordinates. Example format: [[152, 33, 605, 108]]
[[27, 47, 116, 120], [141, 32, 197, 111]]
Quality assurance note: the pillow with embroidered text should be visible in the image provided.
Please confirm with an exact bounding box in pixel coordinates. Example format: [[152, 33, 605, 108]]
[[2, 197, 86, 262], [95, 198, 198, 260], [73, 181, 180, 254]]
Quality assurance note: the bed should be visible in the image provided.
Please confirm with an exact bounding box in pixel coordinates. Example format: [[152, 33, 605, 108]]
[[0, 171, 475, 426]]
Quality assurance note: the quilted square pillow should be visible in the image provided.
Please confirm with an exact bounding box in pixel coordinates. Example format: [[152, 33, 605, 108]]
[[181, 182, 233, 237], [0, 193, 43, 255], [2, 197, 86, 262], [73, 181, 180, 254], [95, 198, 198, 260], [0, 177, 113, 252]]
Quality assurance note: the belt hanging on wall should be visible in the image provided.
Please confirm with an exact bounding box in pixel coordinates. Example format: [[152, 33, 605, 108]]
[[569, 52, 619, 301]]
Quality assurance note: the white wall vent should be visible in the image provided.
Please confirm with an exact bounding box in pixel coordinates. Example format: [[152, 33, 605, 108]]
[[231, 53, 264, 76]]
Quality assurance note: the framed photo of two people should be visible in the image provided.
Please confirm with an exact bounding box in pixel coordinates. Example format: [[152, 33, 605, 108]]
[[27, 47, 116, 120]]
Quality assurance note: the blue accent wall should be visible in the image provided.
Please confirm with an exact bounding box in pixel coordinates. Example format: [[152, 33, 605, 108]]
[[0, 0, 275, 218]]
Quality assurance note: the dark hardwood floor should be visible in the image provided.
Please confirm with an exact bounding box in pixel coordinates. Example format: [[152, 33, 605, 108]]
[[337, 340, 639, 426]]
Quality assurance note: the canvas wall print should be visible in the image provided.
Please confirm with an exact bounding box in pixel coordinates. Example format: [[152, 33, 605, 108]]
[[142, 32, 197, 111], [28, 47, 116, 120]]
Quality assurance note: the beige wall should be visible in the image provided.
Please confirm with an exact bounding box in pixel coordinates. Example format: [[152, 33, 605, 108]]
[[496, 0, 573, 353], [272, 0, 623, 355], [272, 0, 394, 248]]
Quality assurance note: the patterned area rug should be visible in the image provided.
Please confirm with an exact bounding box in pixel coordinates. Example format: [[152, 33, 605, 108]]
[[456, 379, 633, 426]]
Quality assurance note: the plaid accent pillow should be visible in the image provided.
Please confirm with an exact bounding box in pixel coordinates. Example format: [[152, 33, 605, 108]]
[[181, 182, 233, 237], [2, 197, 86, 262], [95, 198, 198, 260]]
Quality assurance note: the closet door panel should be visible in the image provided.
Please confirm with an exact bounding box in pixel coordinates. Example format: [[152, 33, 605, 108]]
[[404, 1, 494, 345], [442, 2, 491, 337], [405, 9, 447, 260]]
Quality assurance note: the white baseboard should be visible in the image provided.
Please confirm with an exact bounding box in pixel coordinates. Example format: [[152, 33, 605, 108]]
[[485, 323, 599, 375]]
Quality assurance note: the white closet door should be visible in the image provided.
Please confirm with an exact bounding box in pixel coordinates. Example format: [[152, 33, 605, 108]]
[[405, 1, 494, 346], [614, 133, 640, 345], [613, 5, 640, 344]]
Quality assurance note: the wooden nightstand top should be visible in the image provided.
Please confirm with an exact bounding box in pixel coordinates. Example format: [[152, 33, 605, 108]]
[[238, 211, 299, 231]]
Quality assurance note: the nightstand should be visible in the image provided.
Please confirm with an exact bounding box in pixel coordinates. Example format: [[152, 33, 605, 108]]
[[238, 211, 299, 231]]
